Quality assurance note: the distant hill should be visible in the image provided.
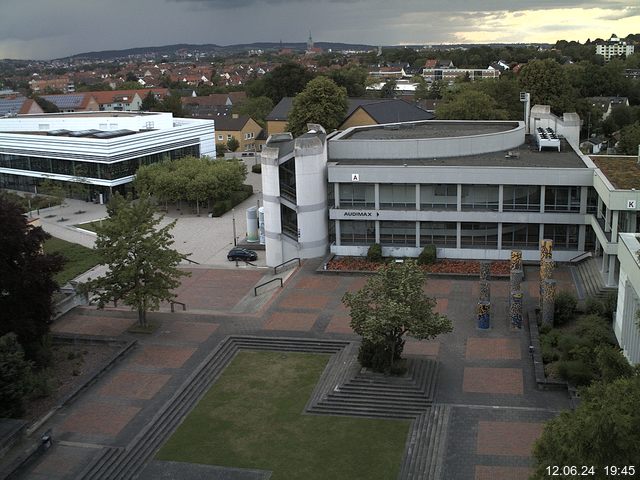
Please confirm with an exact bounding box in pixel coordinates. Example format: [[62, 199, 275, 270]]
[[60, 42, 378, 61]]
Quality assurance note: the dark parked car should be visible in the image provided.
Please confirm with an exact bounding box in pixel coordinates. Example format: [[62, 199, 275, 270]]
[[227, 247, 258, 262]]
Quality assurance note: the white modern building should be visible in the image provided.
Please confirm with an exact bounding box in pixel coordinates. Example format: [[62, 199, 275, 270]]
[[261, 126, 329, 267], [614, 233, 640, 365], [0, 111, 215, 201], [595, 34, 635, 62], [260, 106, 640, 292]]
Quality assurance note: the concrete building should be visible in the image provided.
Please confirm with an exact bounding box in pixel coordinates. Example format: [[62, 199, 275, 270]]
[[260, 107, 640, 286], [261, 126, 329, 266], [261, 108, 596, 267], [0, 111, 215, 202], [614, 233, 640, 365], [595, 34, 635, 61]]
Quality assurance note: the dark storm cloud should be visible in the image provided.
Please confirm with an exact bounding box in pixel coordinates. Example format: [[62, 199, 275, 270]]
[[0, 0, 638, 59]]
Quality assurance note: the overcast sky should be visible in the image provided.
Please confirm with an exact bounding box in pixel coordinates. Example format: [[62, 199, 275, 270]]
[[0, 0, 638, 60]]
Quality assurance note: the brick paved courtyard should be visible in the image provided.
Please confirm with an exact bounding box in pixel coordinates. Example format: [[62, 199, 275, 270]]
[[20, 262, 573, 480]]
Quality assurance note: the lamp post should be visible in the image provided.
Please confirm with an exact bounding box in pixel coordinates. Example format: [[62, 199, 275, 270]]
[[232, 208, 237, 246]]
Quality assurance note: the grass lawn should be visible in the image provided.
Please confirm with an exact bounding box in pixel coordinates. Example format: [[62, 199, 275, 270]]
[[43, 237, 101, 285], [156, 350, 410, 480]]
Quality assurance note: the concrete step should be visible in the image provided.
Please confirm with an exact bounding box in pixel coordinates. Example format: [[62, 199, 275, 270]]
[[325, 394, 430, 410], [397, 404, 451, 480], [79, 336, 355, 480], [309, 404, 418, 419]]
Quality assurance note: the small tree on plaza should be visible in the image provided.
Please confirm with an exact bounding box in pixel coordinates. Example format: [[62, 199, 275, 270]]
[[84, 195, 189, 327], [342, 261, 453, 373]]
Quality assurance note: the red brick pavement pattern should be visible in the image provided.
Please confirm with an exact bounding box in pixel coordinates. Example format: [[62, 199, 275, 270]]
[[131, 345, 196, 369], [463, 367, 524, 395], [526, 282, 540, 298], [475, 466, 532, 480], [157, 321, 219, 343], [465, 338, 521, 360], [345, 277, 368, 292], [31, 445, 93, 476], [404, 340, 440, 357], [98, 371, 171, 400], [51, 314, 135, 337], [295, 276, 340, 292], [325, 314, 354, 334], [476, 421, 545, 456], [263, 311, 319, 332], [424, 279, 452, 296], [60, 402, 140, 437], [435, 298, 448, 314], [279, 293, 330, 309], [170, 268, 263, 310]]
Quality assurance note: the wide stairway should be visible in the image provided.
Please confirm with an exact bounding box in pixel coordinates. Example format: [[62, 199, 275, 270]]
[[572, 257, 617, 300]]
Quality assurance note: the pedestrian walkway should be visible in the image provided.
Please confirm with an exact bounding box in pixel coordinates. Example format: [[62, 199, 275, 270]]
[[14, 260, 574, 480]]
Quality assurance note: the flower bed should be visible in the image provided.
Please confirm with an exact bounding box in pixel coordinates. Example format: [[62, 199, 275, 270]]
[[327, 256, 510, 275]]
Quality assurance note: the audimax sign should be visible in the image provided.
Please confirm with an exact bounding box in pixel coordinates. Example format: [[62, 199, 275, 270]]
[[342, 210, 379, 217]]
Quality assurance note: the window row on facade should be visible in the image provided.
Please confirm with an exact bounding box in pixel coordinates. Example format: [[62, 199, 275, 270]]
[[334, 183, 597, 213], [0, 145, 199, 181], [337, 220, 584, 250]]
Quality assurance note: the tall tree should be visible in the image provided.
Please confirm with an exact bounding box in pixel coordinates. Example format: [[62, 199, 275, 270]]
[[379, 79, 397, 98], [261, 63, 315, 104], [235, 96, 273, 127], [0, 333, 34, 418], [286, 76, 348, 136], [329, 65, 368, 97], [531, 375, 640, 479], [0, 194, 63, 364], [342, 261, 452, 372], [140, 91, 160, 111], [518, 59, 577, 115], [437, 89, 509, 120], [618, 122, 640, 155], [85, 195, 189, 327]]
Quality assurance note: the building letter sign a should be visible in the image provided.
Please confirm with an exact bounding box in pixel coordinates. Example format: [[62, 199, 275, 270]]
[[351, 173, 360, 182], [627, 200, 636, 209]]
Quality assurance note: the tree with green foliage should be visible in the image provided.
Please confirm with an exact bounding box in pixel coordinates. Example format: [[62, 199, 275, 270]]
[[531, 375, 640, 479], [329, 65, 368, 97], [39, 179, 66, 207], [85, 195, 189, 327], [414, 77, 430, 101], [159, 91, 184, 117], [379, 79, 397, 98], [32, 96, 59, 113], [0, 194, 63, 364], [518, 59, 577, 115], [342, 261, 452, 373], [227, 136, 240, 152], [134, 156, 247, 213], [286, 76, 348, 136], [253, 62, 315, 104], [437, 89, 508, 120], [140, 90, 160, 111], [235, 96, 273, 127], [618, 122, 640, 155], [0, 333, 34, 418]]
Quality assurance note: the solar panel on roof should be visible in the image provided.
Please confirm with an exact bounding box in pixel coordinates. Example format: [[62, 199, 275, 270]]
[[91, 129, 135, 139], [0, 98, 25, 115], [42, 94, 84, 109], [68, 129, 101, 137]]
